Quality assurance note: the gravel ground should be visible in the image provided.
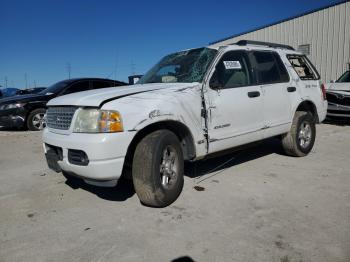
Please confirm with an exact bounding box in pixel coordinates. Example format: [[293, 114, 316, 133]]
[[0, 123, 349, 262]]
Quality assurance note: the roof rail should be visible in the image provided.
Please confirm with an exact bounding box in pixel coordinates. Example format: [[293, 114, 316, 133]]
[[235, 40, 295, 50]]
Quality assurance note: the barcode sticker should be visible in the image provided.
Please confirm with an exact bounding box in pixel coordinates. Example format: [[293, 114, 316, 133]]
[[223, 61, 242, 70]]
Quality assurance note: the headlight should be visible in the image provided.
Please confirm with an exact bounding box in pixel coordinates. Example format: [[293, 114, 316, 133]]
[[73, 108, 123, 133], [0, 103, 25, 110]]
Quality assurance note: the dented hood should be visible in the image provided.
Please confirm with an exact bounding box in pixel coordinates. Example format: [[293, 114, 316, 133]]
[[47, 83, 198, 107]]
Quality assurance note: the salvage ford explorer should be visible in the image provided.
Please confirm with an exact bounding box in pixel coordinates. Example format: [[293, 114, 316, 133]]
[[43, 40, 328, 207]]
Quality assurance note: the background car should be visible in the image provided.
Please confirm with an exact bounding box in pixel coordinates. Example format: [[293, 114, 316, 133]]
[[16, 87, 47, 96], [325, 70, 350, 119], [0, 78, 126, 131], [0, 88, 20, 99]]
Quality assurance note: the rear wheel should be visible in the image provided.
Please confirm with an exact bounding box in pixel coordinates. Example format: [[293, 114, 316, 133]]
[[27, 108, 47, 131], [281, 111, 316, 157], [132, 130, 184, 207]]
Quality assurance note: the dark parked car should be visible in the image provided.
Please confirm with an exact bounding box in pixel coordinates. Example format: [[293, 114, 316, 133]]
[[0, 78, 126, 131], [16, 87, 47, 96], [0, 88, 20, 99]]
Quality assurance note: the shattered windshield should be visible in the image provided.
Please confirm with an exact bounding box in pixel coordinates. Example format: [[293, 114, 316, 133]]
[[138, 48, 218, 84]]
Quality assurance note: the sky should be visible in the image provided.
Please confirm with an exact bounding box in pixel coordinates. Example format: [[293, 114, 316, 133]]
[[0, 0, 342, 88]]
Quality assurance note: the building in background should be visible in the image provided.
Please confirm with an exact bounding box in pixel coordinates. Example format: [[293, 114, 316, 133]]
[[210, 0, 350, 82]]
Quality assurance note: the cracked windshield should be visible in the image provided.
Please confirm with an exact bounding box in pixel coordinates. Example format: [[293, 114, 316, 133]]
[[138, 48, 217, 84]]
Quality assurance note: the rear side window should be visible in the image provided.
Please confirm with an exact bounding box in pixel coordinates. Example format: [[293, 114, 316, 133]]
[[287, 55, 320, 80], [252, 51, 289, 84]]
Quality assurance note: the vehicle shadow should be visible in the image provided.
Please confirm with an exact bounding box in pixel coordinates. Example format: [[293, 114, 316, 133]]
[[185, 138, 285, 182], [65, 177, 135, 202], [64, 138, 284, 202], [0, 127, 25, 132], [323, 118, 350, 126]]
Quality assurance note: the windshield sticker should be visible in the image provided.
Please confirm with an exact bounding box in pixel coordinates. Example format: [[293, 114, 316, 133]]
[[223, 61, 242, 70]]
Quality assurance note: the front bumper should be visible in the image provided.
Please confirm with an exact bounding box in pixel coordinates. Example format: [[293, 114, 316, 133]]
[[0, 108, 27, 128], [327, 103, 350, 118], [42, 128, 135, 186]]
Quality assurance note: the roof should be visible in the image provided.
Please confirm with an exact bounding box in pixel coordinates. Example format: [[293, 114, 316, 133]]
[[210, 0, 349, 45], [61, 78, 127, 85]]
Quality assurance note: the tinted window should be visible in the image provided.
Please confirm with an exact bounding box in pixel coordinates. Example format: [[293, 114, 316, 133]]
[[40, 80, 72, 95], [62, 81, 91, 95], [210, 51, 252, 89], [287, 55, 319, 80], [92, 81, 114, 89], [337, 71, 350, 83], [253, 51, 289, 84]]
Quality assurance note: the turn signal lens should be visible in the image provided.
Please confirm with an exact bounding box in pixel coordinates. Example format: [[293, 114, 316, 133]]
[[73, 109, 123, 133], [99, 111, 123, 133]]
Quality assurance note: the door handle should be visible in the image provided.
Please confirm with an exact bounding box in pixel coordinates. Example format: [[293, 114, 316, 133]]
[[287, 86, 296, 92], [247, 91, 260, 98]]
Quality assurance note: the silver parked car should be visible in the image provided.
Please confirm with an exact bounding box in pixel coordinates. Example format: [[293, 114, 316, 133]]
[[326, 71, 350, 118]]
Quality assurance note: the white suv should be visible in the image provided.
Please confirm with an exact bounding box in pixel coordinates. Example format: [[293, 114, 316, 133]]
[[43, 40, 327, 207]]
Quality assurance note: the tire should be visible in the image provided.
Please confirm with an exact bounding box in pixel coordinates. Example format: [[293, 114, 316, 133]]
[[281, 111, 316, 157], [132, 130, 184, 207], [27, 108, 47, 131]]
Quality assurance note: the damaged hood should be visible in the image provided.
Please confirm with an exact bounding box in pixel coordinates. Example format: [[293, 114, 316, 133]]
[[326, 82, 350, 92], [47, 83, 199, 107]]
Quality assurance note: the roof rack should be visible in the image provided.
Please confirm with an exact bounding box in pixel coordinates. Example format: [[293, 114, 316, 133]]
[[235, 40, 295, 50]]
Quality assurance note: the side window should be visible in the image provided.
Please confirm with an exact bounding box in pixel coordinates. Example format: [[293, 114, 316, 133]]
[[337, 71, 350, 83], [92, 81, 114, 89], [252, 51, 289, 84], [210, 51, 252, 89], [287, 55, 319, 80], [62, 81, 91, 95]]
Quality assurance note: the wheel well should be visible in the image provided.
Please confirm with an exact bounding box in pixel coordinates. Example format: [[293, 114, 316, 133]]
[[296, 101, 319, 123], [123, 121, 196, 175]]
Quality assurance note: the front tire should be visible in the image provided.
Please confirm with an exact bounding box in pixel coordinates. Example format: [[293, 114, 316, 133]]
[[281, 111, 316, 157], [27, 108, 47, 131], [132, 130, 184, 207]]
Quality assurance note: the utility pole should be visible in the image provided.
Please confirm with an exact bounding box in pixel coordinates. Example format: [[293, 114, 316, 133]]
[[34, 80, 37, 88], [24, 73, 28, 88], [4, 76, 8, 88], [66, 62, 71, 79]]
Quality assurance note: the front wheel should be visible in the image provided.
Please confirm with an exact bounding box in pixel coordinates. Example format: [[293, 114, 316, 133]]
[[27, 108, 47, 131], [281, 111, 316, 157], [132, 130, 184, 207]]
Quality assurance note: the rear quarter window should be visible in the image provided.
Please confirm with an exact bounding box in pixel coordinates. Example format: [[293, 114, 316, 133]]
[[287, 55, 320, 80]]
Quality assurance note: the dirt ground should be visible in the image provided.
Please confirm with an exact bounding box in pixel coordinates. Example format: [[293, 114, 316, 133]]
[[0, 122, 349, 262]]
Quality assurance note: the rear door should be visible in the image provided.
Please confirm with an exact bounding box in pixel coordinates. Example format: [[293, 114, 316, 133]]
[[206, 50, 265, 153], [250, 51, 293, 137]]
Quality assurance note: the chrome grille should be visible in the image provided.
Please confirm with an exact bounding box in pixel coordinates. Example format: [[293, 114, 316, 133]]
[[46, 107, 77, 130]]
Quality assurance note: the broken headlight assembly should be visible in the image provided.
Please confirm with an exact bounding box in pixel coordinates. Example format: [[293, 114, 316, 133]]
[[73, 108, 123, 133]]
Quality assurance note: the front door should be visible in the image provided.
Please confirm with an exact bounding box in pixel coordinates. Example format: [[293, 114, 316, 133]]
[[205, 50, 265, 154]]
